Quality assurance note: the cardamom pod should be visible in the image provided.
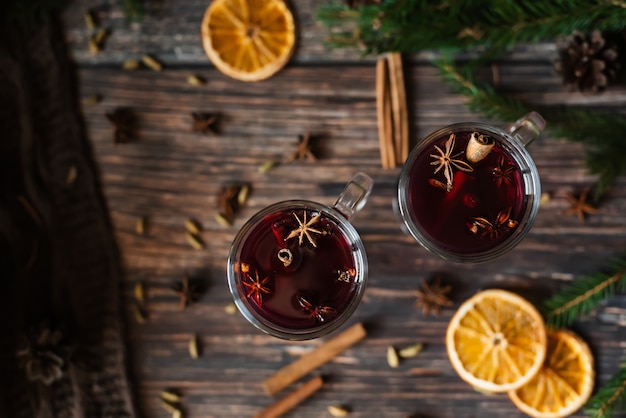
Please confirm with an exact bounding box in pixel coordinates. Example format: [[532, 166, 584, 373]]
[[134, 281, 145, 304], [135, 217, 146, 235], [328, 404, 350, 417], [237, 184, 250, 206], [123, 59, 140, 70], [215, 213, 231, 227], [141, 55, 163, 71], [187, 75, 206, 86], [185, 219, 201, 235], [386, 345, 399, 368], [258, 160, 278, 173], [160, 390, 181, 404], [186, 232, 205, 250], [84, 11, 97, 29], [398, 343, 423, 359], [224, 303, 237, 315], [189, 334, 200, 359]]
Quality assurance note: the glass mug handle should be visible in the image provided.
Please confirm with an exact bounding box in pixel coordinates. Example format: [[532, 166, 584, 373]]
[[507, 111, 546, 147], [333, 172, 374, 221]]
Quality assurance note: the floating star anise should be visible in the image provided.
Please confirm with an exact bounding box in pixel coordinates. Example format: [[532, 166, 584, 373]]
[[16, 325, 65, 386], [242, 270, 272, 305], [295, 294, 337, 323], [415, 277, 453, 316], [430, 133, 473, 192], [564, 187, 598, 221], [286, 131, 317, 162], [191, 112, 220, 134], [171, 274, 204, 310], [285, 211, 325, 247], [468, 207, 519, 239], [492, 155, 515, 187], [105, 107, 137, 144]]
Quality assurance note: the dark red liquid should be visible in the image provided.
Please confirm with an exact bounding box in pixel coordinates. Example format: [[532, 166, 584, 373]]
[[407, 130, 527, 255], [237, 208, 359, 330]]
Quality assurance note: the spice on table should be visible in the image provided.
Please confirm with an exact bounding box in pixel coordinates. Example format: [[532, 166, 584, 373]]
[[186, 231, 205, 250], [160, 398, 181, 414], [133, 303, 147, 323], [415, 277, 453, 316], [122, 59, 140, 70], [259, 159, 279, 173], [185, 218, 201, 235], [189, 333, 200, 359], [215, 213, 231, 227], [286, 131, 317, 162], [135, 217, 146, 235], [84, 10, 98, 29], [191, 112, 220, 134], [218, 184, 247, 224], [254, 376, 324, 418], [105, 107, 137, 144], [398, 343, 424, 359], [386, 345, 399, 368], [564, 187, 598, 221], [187, 74, 207, 86], [66, 165, 78, 185], [237, 184, 250, 206], [262, 322, 366, 396], [82, 94, 102, 105], [141, 54, 163, 71], [160, 390, 182, 404], [170, 274, 203, 310], [224, 302, 238, 315], [16, 325, 65, 386], [328, 404, 350, 417], [134, 281, 145, 304]]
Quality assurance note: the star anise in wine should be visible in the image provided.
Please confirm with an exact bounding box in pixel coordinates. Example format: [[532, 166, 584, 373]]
[[564, 187, 598, 221], [105, 107, 137, 144], [191, 112, 220, 134], [171, 274, 204, 310], [16, 325, 65, 386], [295, 294, 337, 323], [285, 211, 325, 247], [286, 131, 317, 162], [430, 133, 473, 192], [242, 270, 272, 305], [415, 277, 453, 316], [492, 155, 515, 187], [468, 207, 518, 239]]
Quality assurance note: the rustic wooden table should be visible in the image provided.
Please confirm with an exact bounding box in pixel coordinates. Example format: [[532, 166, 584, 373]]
[[61, 1, 626, 417]]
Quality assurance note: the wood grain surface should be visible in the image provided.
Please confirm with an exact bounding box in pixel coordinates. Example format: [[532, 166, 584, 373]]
[[64, 1, 626, 417]]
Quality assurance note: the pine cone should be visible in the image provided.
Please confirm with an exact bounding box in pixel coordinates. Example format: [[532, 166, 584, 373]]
[[555, 30, 620, 92]]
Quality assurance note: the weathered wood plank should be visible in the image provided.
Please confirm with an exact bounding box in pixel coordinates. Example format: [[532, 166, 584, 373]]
[[75, 61, 626, 417]]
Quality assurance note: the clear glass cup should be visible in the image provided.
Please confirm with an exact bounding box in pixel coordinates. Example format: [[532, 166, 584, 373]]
[[396, 112, 546, 263], [227, 173, 373, 340]]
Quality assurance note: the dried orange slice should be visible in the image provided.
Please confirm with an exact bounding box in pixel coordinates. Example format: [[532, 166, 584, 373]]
[[446, 289, 547, 393], [201, 0, 296, 81], [509, 329, 594, 418]]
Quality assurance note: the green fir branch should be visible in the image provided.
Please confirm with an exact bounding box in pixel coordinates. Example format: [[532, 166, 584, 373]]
[[435, 60, 626, 199], [317, 0, 626, 55], [585, 362, 626, 418], [539, 255, 626, 328]]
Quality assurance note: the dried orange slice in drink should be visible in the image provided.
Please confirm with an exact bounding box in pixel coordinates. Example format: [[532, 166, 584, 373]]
[[509, 329, 594, 418], [446, 289, 547, 393], [201, 0, 296, 81]]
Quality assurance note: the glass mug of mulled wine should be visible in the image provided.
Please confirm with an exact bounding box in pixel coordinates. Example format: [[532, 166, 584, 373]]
[[396, 112, 546, 263], [227, 173, 373, 340]]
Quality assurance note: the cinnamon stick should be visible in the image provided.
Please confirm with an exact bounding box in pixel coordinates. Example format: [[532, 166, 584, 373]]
[[387, 52, 409, 164], [262, 322, 367, 396], [376, 57, 391, 169], [254, 376, 324, 418], [383, 67, 396, 169]]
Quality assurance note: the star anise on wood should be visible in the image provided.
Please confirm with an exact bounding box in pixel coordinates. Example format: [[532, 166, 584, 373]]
[[430, 134, 473, 192], [16, 325, 65, 386], [285, 211, 325, 248], [564, 187, 598, 221], [415, 277, 453, 316], [105, 107, 137, 144], [191, 112, 220, 134], [171, 274, 204, 310], [286, 131, 317, 162]]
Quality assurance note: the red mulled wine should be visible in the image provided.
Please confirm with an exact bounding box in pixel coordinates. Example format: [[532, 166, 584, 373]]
[[406, 129, 527, 255], [236, 208, 359, 330]]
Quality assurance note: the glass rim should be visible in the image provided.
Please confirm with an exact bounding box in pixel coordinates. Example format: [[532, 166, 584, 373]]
[[397, 122, 541, 263], [227, 199, 368, 340]]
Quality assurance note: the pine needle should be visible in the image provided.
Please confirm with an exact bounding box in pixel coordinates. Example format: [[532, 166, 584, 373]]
[[585, 362, 626, 418], [542, 256, 626, 328]]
